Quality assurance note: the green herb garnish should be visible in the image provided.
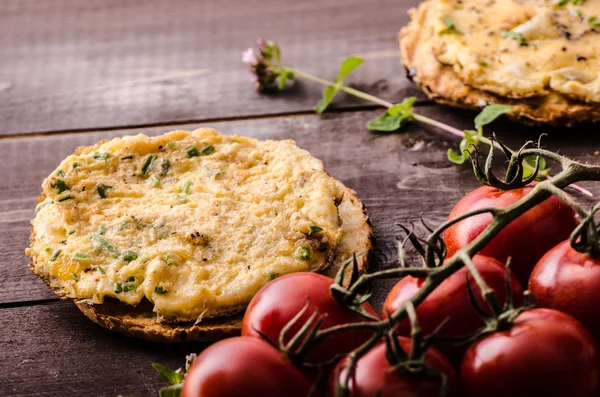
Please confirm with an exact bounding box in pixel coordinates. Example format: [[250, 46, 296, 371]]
[[480, 60, 489, 68], [123, 251, 138, 262], [308, 226, 323, 235], [97, 266, 106, 275], [150, 175, 161, 188], [98, 225, 107, 235], [45, 247, 52, 253], [121, 154, 134, 160], [167, 141, 176, 149], [72, 272, 79, 282], [58, 196, 74, 202], [296, 247, 311, 260], [160, 159, 171, 177], [114, 283, 123, 294], [90, 234, 120, 257], [268, 272, 280, 280], [186, 146, 200, 157], [181, 180, 193, 195], [57, 170, 66, 177], [94, 152, 110, 161], [49, 249, 62, 261], [97, 184, 113, 199], [72, 162, 80, 169], [68, 230, 76, 236], [35, 200, 52, 214], [122, 280, 137, 292], [442, 16, 461, 34], [500, 30, 527, 45], [202, 145, 215, 155], [155, 285, 168, 294], [141, 154, 157, 175], [74, 253, 90, 261]]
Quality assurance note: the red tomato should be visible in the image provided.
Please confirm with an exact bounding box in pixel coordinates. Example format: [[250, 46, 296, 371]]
[[444, 185, 578, 285], [461, 308, 600, 397], [383, 255, 522, 363], [328, 337, 459, 397], [181, 337, 319, 397], [530, 240, 600, 341], [242, 272, 379, 365]]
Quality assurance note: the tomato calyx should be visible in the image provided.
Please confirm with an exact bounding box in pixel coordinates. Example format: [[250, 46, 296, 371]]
[[570, 203, 600, 257], [469, 134, 543, 191]]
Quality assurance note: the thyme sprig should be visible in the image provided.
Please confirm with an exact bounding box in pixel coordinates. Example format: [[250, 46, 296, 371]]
[[242, 39, 591, 197]]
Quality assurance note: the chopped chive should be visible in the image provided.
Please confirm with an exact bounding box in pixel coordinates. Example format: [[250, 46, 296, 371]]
[[118, 221, 128, 231], [154, 285, 167, 294], [97, 184, 113, 199], [480, 60, 489, 68], [150, 175, 161, 188], [121, 155, 134, 160], [57, 170, 66, 177], [160, 159, 171, 177], [123, 251, 138, 262], [167, 141, 176, 149], [126, 276, 135, 282], [68, 230, 76, 236], [72, 272, 79, 282], [308, 226, 323, 235], [74, 253, 90, 261], [500, 30, 527, 45], [202, 145, 215, 155], [186, 146, 200, 157], [97, 266, 106, 275], [55, 179, 68, 194], [230, 140, 240, 144], [269, 272, 280, 281], [49, 249, 62, 261], [36, 200, 52, 214], [93, 152, 110, 161], [555, 0, 568, 5], [296, 247, 311, 260], [98, 225, 107, 235], [141, 154, 157, 175], [58, 196, 74, 202], [442, 16, 461, 34], [122, 280, 137, 292], [114, 283, 123, 294], [90, 234, 120, 257], [72, 162, 80, 169], [181, 180, 193, 195], [45, 247, 52, 253]]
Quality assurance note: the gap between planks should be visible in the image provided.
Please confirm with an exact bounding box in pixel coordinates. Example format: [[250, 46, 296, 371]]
[[0, 101, 435, 141]]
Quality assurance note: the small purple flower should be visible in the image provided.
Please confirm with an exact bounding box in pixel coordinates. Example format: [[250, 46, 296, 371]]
[[242, 38, 290, 92]]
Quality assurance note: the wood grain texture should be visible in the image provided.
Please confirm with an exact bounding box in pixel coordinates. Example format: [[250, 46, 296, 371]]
[[0, 0, 425, 135], [0, 301, 204, 397]]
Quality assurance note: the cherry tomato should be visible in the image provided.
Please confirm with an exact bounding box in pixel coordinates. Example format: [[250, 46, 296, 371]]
[[530, 240, 600, 341], [328, 337, 459, 397], [444, 185, 578, 285], [461, 308, 600, 397], [181, 336, 319, 397], [242, 272, 379, 365], [383, 255, 522, 363]]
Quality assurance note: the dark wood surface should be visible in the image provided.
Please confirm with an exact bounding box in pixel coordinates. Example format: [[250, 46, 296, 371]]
[[2, 0, 600, 396]]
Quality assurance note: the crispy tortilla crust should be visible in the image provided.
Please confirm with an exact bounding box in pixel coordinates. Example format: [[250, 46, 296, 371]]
[[57, 186, 371, 343], [400, 1, 600, 126]]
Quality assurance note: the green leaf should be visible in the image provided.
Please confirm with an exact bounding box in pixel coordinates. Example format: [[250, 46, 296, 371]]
[[314, 85, 337, 114], [337, 56, 363, 80], [523, 155, 549, 179], [474, 105, 512, 128], [152, 363, 185, 385], [366, 97, 416, 132], [278, 70, 288, 90], [159, 384, 183, 397], [447, 147, 469, 164]]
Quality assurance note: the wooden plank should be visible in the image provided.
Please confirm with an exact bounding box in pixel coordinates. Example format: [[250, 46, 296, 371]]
[[0, 0, 424, 135], [0, 301, 203, 397], [0, 108, 473, 305], [4, 106, 600, 305]]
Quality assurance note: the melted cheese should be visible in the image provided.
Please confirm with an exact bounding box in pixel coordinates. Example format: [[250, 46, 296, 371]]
[[28, 129, 343, 322], [429, 0, 600, 101]]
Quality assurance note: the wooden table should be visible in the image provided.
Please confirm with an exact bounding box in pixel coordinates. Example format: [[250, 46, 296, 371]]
[[2, 0, 599, 395]]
